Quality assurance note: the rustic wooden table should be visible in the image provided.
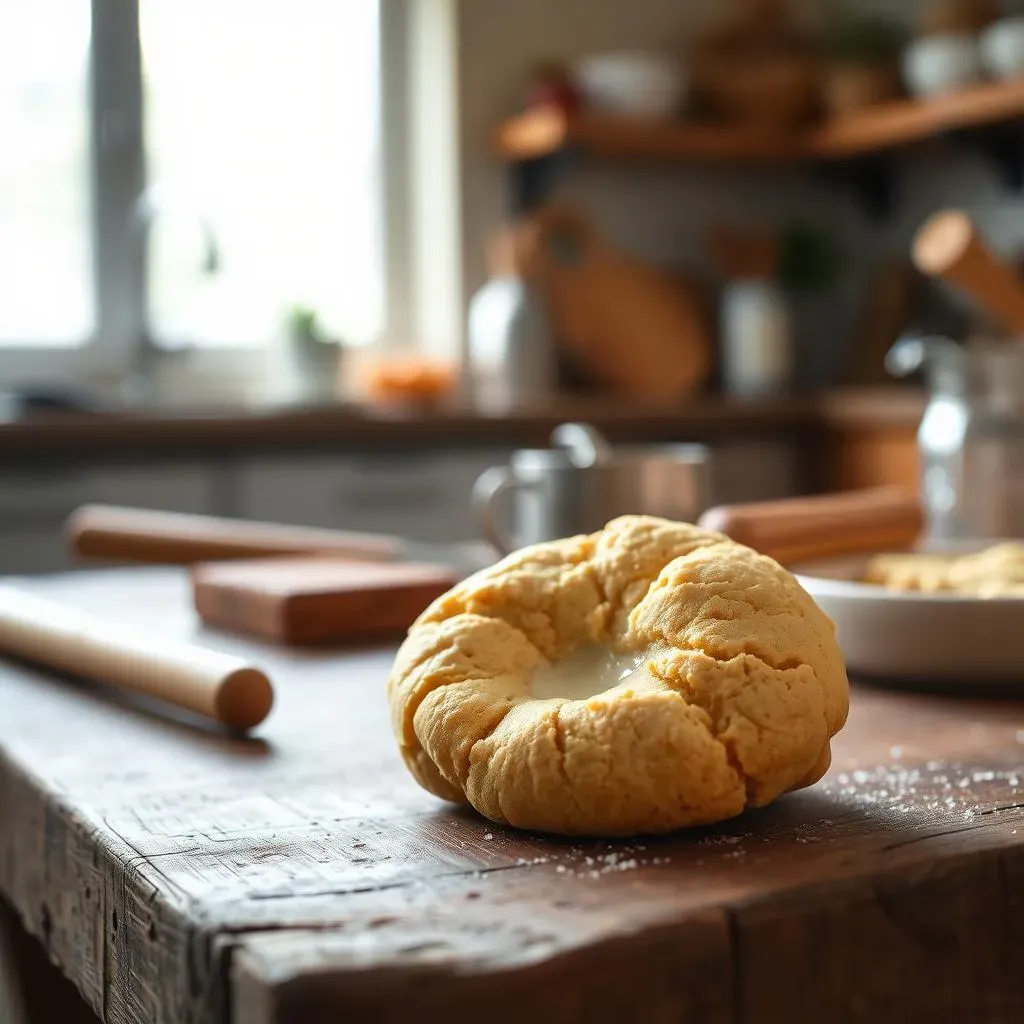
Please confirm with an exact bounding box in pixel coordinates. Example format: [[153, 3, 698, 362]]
[[1, 569, 1023, 1024]]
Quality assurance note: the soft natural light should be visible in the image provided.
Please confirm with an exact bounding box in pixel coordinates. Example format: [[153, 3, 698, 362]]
[[140, 1, 382, 348], [0, 4, 93, 345]]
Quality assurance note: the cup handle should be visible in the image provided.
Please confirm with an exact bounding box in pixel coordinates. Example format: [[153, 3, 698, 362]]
[[472, 467, 521, 555], [550, 421, 614, 467]]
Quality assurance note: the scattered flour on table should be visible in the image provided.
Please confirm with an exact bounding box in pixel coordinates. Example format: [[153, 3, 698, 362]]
[[826, 764, 1021, 819]]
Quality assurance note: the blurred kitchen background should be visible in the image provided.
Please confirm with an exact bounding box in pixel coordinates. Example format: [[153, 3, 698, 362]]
[[3, 0, 1024, 573]]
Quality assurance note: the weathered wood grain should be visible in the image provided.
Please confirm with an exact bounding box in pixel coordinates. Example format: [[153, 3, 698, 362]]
[[0, 569, 1023, 1023]]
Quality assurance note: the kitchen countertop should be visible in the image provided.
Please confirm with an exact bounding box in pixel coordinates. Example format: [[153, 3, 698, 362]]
[[813, 387, 927, 431], [1, 567, 1021, 1023], [0, 388, 926, 458]]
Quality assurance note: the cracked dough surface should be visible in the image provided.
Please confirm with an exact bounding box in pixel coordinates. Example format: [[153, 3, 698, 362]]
[[865, 543, 1024, 597], [387, 516, 849, 836]]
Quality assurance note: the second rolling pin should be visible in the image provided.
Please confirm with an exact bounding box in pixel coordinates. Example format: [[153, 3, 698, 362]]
[[0, 587, 274, 730], [66, 505, 399, 564], [65, 506, 496, 575], [697, 487, 925, 567]]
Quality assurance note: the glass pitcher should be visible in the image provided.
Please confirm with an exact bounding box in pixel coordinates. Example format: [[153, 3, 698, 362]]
[[888, 335, 1024, 540]]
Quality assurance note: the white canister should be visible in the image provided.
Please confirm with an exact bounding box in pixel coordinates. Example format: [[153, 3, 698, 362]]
[[902, 33, 982, 98], [720, 280, 793, 399], [467, 276, 556, 413], [980, 17, 1024, 80], [574, 52, 688, 118]]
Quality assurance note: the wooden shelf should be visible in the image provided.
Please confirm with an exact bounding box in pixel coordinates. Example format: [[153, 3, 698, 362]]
[[810, 77, 1024, 157], [494, 107, 810, 163], [494, 77, 1024, 164]]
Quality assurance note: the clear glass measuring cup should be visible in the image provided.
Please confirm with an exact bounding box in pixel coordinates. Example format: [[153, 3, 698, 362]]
[[888, 335, 1024, 540]]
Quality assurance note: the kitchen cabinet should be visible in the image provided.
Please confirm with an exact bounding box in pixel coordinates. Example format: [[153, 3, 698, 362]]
[[233, 449, 515, 543], [235, 441, 802, 544], [707, 439, 803, 505], [825, 426, 920, 493], [0, 463, 217, 574], [0, 434, 808, 575]]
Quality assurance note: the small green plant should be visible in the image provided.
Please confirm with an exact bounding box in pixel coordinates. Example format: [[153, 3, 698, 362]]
[[824, 14, 908, 66], [286, 304, 325, 344]]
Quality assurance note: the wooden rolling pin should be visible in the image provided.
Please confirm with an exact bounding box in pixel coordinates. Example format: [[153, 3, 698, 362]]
[[697, 487, 924, 567], [912, 209, 1024, 335], [0, 587, 273, 730], [67, 505, 400, 564]]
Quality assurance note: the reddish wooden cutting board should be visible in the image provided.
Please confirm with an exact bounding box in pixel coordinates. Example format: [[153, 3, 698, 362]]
[[191, 558, 459, 645]]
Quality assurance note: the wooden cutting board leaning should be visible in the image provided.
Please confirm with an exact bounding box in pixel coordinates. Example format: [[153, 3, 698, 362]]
[[517, 205, 712, 401]]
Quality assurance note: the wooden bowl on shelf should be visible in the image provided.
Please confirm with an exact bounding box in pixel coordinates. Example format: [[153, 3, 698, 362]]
[[690, 0, 819, 131], [691, 50, 819, 131], [920, 0, 999, 36], [822, 64, 903, 119]]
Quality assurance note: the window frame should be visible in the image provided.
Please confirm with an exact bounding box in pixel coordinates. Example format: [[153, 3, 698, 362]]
[[0, 0, 405, 397]]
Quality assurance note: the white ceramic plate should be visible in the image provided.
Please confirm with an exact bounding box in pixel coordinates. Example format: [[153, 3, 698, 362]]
[[795, 549, 1024, 692]]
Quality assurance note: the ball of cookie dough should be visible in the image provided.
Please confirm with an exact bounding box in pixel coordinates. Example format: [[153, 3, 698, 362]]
[[387, 516, 849, 836]]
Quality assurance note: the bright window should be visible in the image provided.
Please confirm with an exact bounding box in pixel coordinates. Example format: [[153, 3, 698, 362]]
[[140, 1, 383, 348], [0, 0, 385, 378], [0, 2, 93, 346]]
